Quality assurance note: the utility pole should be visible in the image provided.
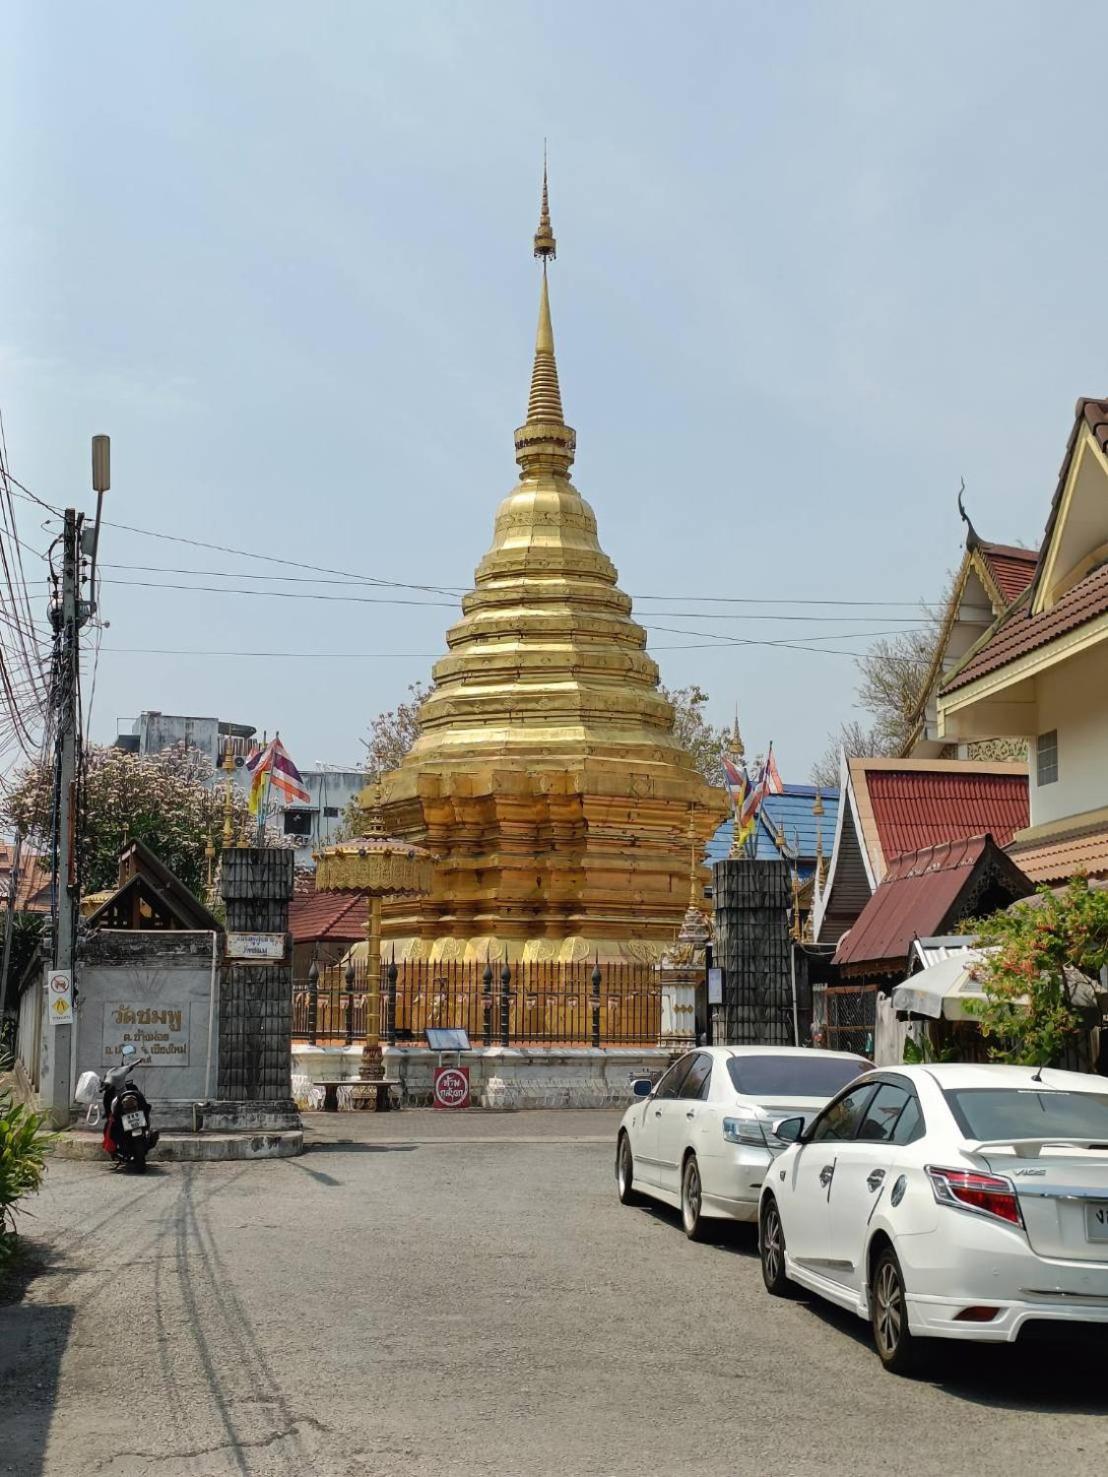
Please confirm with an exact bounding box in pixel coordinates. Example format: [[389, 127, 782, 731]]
[[49, 506, 82, 1119], [0, 830, 23, 1048], [48, 435, 108, 1122]]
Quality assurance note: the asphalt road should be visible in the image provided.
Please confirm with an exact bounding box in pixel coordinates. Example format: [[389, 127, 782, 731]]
[[2, 1109, 1107, 1477]]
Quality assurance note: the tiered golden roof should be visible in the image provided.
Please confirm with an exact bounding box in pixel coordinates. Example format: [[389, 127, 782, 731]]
[[370, 167, 727, 962]]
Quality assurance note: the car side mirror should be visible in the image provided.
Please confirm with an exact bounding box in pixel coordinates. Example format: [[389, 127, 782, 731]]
[[773, 1115, 805, 1145], [631, 1077, 654, 1099]]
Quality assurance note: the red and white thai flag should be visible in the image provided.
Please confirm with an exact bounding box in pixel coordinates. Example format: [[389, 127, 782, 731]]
[[763, 746, 784, 796]]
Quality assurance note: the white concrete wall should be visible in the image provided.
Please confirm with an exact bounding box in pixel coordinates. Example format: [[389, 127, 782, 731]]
[[74, 933, 220, 1105], [1030, 642, 1108, 827], [290, 1045, 674, 1110]]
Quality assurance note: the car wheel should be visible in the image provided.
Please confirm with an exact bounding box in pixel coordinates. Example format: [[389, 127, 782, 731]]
[[681, 1154, 708, 1241], [759, 1196, 798, 1297], [871, 1245, 924, 1375], [616, 1133, 645, 1206]]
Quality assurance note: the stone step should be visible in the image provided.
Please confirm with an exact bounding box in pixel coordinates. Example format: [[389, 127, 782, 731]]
[[52, 1129, 303, 1162]]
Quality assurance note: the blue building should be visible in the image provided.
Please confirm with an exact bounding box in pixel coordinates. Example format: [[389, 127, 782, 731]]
[[706, 783, 840, 884]]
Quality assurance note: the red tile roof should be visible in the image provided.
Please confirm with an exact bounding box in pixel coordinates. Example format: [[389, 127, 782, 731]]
[[833, 835, 1032, 971], [288, 892, 368, 944], [867, 769, 1029, 862], [943, 561, 1108, 693], [977, 541, 1038, 605]]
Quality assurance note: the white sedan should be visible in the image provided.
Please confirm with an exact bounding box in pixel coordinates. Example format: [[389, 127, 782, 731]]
[[616, 1046, 871, 1239], [759, 1062, 1108, 1374]]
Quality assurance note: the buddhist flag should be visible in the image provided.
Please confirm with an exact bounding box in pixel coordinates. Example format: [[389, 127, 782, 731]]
[[268, 738, 310, 805], [248, 736, 310, 814]]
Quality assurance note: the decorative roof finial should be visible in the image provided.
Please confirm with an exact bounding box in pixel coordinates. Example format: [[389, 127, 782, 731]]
[[728, 707, 745, 759], [515, 154, 576, 476], [534, 144, 556, 264], [957, 477, 979, 550]]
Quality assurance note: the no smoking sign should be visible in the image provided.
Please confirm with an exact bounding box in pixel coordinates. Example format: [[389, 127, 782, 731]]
[[433, 1065, 470, 1111]]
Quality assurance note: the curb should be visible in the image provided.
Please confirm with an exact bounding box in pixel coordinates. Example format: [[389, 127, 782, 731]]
[[51, 1130, 304, 1163]]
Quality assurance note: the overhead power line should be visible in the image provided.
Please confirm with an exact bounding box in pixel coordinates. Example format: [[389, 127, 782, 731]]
[[7, 468, 940, 614]]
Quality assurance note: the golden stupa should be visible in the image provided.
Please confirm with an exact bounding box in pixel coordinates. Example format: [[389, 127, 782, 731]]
[[367, 166, 728, 963]]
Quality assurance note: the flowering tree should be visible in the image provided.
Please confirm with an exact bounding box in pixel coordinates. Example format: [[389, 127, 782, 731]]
[[968, 875, 1108, 1066], [2, 744, 263, 898]]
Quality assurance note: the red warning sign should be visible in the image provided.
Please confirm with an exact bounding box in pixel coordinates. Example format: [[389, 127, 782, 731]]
[[433, 1065, 470, 1110]]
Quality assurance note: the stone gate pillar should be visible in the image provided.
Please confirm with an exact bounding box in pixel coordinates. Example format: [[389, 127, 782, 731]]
[[659, 902, 711, 1050], [711, 859, 793, 1045], [218, 848, 298, 1122]]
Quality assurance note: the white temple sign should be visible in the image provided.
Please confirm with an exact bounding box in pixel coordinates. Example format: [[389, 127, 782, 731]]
[[102, 1002, 190, 1066], [225, 932, 287, 961]]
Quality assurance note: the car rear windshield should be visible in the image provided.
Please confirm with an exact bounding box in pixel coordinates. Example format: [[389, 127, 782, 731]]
[[726, 1055, 870, 1098], [943, 1088, 1108, 1142]]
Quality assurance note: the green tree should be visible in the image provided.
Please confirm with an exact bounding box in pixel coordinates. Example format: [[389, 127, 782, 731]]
[[1, 745, 260, 898], [811, 598, 945, 786], [967, 876, 1108, 1066], [661, 684, 732, 788]]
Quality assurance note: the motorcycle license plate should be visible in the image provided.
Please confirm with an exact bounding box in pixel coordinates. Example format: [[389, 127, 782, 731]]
[[122, 1111, 145, 1132]]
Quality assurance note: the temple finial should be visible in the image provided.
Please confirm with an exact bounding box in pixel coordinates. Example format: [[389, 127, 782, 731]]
[[534, 144, 556, 264], [515, 155, 575, 474], [728, 707, 745, 759], [957, 477, 979, 550]]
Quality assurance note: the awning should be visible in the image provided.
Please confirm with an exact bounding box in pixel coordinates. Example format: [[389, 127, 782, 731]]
[[893, 951, 1101, 1022], [892, 952, 988, 1021]]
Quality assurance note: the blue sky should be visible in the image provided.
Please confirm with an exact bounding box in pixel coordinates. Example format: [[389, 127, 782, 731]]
[[3, 2, 1105, 780]]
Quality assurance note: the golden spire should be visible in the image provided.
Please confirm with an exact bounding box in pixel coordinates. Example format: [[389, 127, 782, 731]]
[[515, 157, 575, 477], [534, 149, 556, 262], [728, 708, 745, 760]]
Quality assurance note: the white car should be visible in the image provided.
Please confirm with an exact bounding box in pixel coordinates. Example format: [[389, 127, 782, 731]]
[[616, 1046, 871, 1239], [759, 1062, 1108, 1374]]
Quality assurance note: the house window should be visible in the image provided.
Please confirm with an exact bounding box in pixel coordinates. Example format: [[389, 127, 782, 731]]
[[1036, 730, 1058, 786], [283, 809, 315, 837], [323, 806, 340, 819]]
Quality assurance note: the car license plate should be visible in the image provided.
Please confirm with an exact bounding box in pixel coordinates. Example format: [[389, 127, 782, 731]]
[[122, 1111, 144, 1132], [1084, 1203, 1108, 1242]]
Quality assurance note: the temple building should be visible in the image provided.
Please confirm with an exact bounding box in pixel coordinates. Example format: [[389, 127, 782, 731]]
[[362, 173, 728, 963]]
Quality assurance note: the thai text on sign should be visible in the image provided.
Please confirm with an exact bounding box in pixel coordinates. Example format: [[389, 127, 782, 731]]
[[102, 1002, 191, 1066]]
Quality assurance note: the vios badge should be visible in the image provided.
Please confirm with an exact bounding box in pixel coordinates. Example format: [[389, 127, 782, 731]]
[[890, 1174, 907, 1207]]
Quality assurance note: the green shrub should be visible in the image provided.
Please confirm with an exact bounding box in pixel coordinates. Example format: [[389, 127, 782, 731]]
[[0, 1073, 54, 1264]]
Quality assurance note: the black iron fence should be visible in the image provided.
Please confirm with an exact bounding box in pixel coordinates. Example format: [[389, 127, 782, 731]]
[[292, 958, 661, 1048]]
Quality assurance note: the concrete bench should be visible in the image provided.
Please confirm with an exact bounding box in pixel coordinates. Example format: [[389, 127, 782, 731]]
[[313, 1080, 399, 1113]]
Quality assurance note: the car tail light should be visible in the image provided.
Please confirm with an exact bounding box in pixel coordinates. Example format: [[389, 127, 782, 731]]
[[953, 1306, 1000, 1322], [723, 1116, 768, 1147], [926, 1165, 1023, 1227]]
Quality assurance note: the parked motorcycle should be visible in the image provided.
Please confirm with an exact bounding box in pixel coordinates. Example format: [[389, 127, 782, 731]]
[[75, 1043, 160, 1172]]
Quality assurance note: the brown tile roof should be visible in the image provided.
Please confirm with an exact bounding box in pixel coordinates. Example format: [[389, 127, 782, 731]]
[[1007, 823, 1108, 884], [833, 834, 1032, 971], [943, 560, 1108, 694], [289, 891, 368, 944], [1026, 397, 1108, 610], [977, 541, 1038, 605]]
